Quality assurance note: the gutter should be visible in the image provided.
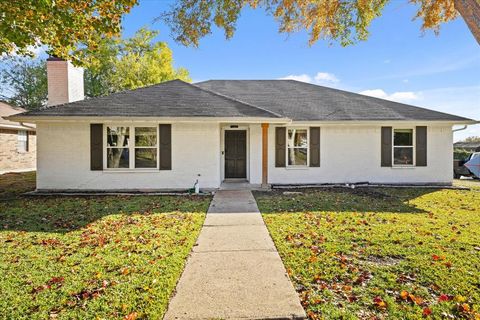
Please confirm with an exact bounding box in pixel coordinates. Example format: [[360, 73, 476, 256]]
[[6, 115, 292, 124], [0, 123, 36, 131]]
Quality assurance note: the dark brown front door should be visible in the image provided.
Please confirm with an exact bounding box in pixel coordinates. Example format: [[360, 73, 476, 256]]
[[225, 130, 247, 179]]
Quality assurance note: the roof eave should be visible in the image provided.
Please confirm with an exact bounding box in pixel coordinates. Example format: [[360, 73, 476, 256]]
[[7, 115, 292, 124], [289, 119, 479, 125]]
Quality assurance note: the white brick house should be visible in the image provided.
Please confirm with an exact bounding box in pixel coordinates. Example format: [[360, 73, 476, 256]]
[[8, 59, 477, 191]]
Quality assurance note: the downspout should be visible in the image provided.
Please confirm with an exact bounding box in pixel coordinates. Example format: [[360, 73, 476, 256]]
[[452, 125, 468, 133], [19, 122, 36, 130]]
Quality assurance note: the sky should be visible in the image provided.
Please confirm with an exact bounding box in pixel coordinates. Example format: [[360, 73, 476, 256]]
[[123, 0, 480, 141], [120, 0, 480, 141], [5, 1, 477, 141]]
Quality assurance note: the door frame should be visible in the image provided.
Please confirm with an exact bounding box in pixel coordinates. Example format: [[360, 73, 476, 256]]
[[220, 125, 250, 182]]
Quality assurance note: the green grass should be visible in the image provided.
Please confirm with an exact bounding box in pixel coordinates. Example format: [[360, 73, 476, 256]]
[[0, 171, 36, 199], [0, 172, 211, 319], [255, 187, 480, 319]]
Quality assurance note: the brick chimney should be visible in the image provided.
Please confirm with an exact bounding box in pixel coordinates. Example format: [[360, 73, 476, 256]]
[[46, 57, 84, 106]]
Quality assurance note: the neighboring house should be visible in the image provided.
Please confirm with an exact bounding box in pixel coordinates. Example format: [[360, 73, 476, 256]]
[[8, 58, 477, 191], [454, 141, 480, 153], [0, 101, 36, 174]]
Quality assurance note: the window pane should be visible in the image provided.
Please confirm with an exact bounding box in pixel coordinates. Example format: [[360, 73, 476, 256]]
[[135, 148, 157, 168], [107, 148, 129, 168], [288, 148, 308, 166], [107, 127, 129, 147], [394, 147, 413, 165], [17, 131, 27, 152], [135, 127, 157, 147], [394, 129, 413, 146], [288, 129, 308, 148]]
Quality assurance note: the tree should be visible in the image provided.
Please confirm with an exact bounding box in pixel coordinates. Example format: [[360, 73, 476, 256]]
[[2, 1, 477, 64], [0, 28, 190, 108], [0, 0, 137, 64], [84, 28, 191, 97], [462, 136, 480, 143], [0, 58, 47, 110], [163, 0, 480, 47]]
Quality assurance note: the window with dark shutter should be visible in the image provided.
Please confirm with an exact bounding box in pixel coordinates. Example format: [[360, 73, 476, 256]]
[[381, 127, 392, 167], [275, 127, 286, 167], [416, 126, 427, 166], [309, 127, 320, 167], [90, 124, 103, 170], [159, 124, 172, 170]]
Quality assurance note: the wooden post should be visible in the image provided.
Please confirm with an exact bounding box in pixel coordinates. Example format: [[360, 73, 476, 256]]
[[261, 123, 269, 188]]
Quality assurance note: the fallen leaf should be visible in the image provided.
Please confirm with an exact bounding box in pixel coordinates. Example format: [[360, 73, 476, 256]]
[[423, 307, 432, 317], [342, 285, 352, 291], [439, 294, 451, 302], [458, 303, 470, 313], [373, 296, 387, 309], [47, 277, 64, 285], [124, 312, 138, 320], [432, 254, 447, 261]]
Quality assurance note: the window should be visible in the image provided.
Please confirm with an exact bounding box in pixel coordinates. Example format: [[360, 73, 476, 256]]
[[17, 130, 28, 152], [107, 126, 130, 168], [134, 127, 157, 168], [393, 129, 414, 165], [287, 128, 308, 166], [106, 126, 158, 169]]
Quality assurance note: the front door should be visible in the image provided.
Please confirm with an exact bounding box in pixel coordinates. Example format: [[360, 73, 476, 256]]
[[224, 130, 247, 179]]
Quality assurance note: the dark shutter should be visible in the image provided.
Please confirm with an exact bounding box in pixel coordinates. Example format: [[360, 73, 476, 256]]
[[381, 126, 392, 167], [90, 124, 103, 170], [416, 126, 427, 166], [159, 124, 172, 170], [309, 127, 320, 167], [275, 127, 286, 167]]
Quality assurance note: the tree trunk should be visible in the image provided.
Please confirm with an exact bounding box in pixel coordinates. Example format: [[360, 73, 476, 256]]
[[455, 0, 480, 44]]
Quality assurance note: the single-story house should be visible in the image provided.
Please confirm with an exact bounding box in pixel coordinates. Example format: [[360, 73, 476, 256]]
[[8, 58, 477, 191], [0, 101, 36, 174]]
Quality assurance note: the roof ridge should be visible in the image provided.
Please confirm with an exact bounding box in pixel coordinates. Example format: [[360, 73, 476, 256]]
[[190, 82, 285, 119]]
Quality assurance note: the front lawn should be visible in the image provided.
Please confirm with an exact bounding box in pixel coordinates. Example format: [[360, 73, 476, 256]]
[[0, 172, 211, 319], [256, 187, 480, 319]]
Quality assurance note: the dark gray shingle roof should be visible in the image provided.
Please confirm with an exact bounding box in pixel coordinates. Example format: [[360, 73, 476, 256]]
[[15, 79, 474, 122], [20, 80, 281, 118], [196, 80, 473, 122]]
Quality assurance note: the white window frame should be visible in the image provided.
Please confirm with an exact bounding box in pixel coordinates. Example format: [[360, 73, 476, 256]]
[[17, 130, 28, 153], [104, 125, 159, 171], [286, 127, 309, 168], [392, 127, 415, 167]]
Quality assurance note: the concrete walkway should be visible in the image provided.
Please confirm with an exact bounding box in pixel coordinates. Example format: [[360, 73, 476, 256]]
[[164, 190, 306, 320]]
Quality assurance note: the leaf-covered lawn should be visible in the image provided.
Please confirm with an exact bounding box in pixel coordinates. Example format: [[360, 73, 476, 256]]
[[0, 172, 210, 319], [255, 187, 480, 319]]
